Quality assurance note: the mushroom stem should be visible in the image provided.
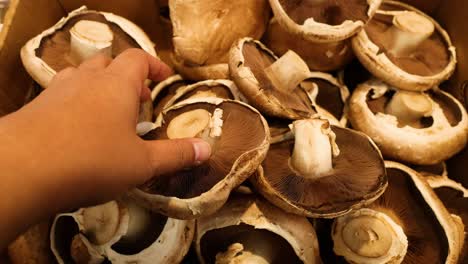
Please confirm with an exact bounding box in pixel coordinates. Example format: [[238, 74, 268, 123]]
[[387, 11, 435, 57], [215, 243, 270, 264], [69, 20, 114, 65], [385, 90, 433, 126], [264, 50, 311, 93], [289, 119, 340, 180], [119, 200, 152, 244], [332, 208, 408, 264]]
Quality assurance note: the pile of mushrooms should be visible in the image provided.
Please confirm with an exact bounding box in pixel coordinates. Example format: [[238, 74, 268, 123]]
[[10, 1, 468, 263]]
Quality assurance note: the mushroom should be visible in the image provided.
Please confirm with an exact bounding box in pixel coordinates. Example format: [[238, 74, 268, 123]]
[[8, 221, 54, 264], [50, 199, 194, 264], [268, 0, 383, 43], [229, 38, 317, 120], [352, 1, 457, 91], [331, 161, 464, 264], [263, 17, 354, 71], [21, 6, 156, 88], [195, 193, 321, 264], [348, 79, 468, 165], [251, 118, 387, 218], [130, 98, 270, 219], [169, 0, 270, 80], [151, 78, 247, 121], [431, 180, 468, 264]]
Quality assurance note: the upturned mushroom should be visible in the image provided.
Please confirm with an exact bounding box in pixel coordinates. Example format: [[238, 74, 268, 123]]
[[130, 98, 270, 219], [352, 1, 457, 91], [195, 193, 321, 264], [251, 118, 387, 218], [21, 6, 156, 88], [268, 0, 383, 43], [151, 74, 189, 120], [263, 17, 354, 72], [169, 0, 269, 80], [331, 161, 464, 264], [229, 38, 318, 120], [431, 180, 468, 264], [50, 199, 194, 264], [348, 79, 468, 165]]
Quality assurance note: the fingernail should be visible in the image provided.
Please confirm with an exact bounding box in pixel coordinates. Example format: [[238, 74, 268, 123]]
[[192, 139, 212, 163]]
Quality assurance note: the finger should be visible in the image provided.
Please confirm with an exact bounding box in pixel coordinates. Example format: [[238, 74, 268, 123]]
[[143, 138, 211, 177], [107, 49, 173, 85], [78, 53, 113, 71], [140, 86, 151, 102]]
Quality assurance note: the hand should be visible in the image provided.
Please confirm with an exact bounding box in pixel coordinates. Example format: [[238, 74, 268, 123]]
[[0, 49, 211, 248]]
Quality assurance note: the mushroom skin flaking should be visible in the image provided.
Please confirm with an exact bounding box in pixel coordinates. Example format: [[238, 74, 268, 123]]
[[21, 6, 156, 88], [348, 79, 468, 165], [131, 97, 270, 219], [252, 118, 387, 218], [331, 161, 464, 264], [195, 194, 321, 264], [50, 200, 194, 264], [268, 0, 383, 43], [352, 1, 457, 91]]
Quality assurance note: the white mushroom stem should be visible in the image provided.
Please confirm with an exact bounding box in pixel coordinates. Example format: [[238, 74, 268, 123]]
[[332, 208, 408, 264], [289, 119, 340, 179], [69, 20, 114, 65], [119, 200, 152, 243], [387, 11, 435, 57], [385, 90, 433, 126], [166, 108, 223, 148], [264, 50, 311, 93], [215, 243, 270, 264]]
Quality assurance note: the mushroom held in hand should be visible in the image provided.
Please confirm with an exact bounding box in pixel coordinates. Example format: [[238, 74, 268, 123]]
[[263, 17, 354, 72], [332, 161, 464, 264], [252, 118, 387, 218], [348, 79, 468, 165], [21, 6, 156, 88], [169, 0, 269, 80], [352, 1, 457, 91], [229, 38, 317, 120], [196, 194, 321, 264], [50, 200, 194, 264], [269, 0, 382, 42], [131, 98, 270, 219]]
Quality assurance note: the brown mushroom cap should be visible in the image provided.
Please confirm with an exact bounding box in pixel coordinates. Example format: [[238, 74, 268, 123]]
[[169, 0, 269, 80], [432, 183, 468, 264], [348, 79, 468, 165], [132, 98, 270, 219], [352, 1, 457, 91], [330, 161, 463, 263], [252, 120, 387, 218], [269, 0, 382, 42], [229, 38, 316, 120], [263, 18, 354, 72], [151, 75, 189, 120], [196, 193, 321, 264]]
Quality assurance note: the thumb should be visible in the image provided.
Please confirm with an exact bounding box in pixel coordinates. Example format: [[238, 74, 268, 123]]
[[144, 138, 211, 177]]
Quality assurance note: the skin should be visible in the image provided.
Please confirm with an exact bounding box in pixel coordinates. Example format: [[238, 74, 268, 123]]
[[0, 49, 211, 249]]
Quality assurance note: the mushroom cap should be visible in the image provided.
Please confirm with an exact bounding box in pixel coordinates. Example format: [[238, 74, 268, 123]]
[[50, 200, 194, 264], [195, 194, 321, 264], [169, 0, 269, 66], [171, 54, 230, 81], [379, 161, 464, 264], [21, 6, 157, 88], [351, 1, 457, 91], [8, 221, 55, 264], [431, 180, 468, 264], [130, 98, 270, 219], [263, 17, 354, 71], [229, 38, 316, 120], [251, 124, 387, 218], [151, 74, 189, 119], [348, 79, 468, 165], [269, 0, 383, 43]]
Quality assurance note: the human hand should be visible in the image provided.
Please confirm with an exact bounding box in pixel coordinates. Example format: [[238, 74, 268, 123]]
[[0, 49, 211, 245]]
